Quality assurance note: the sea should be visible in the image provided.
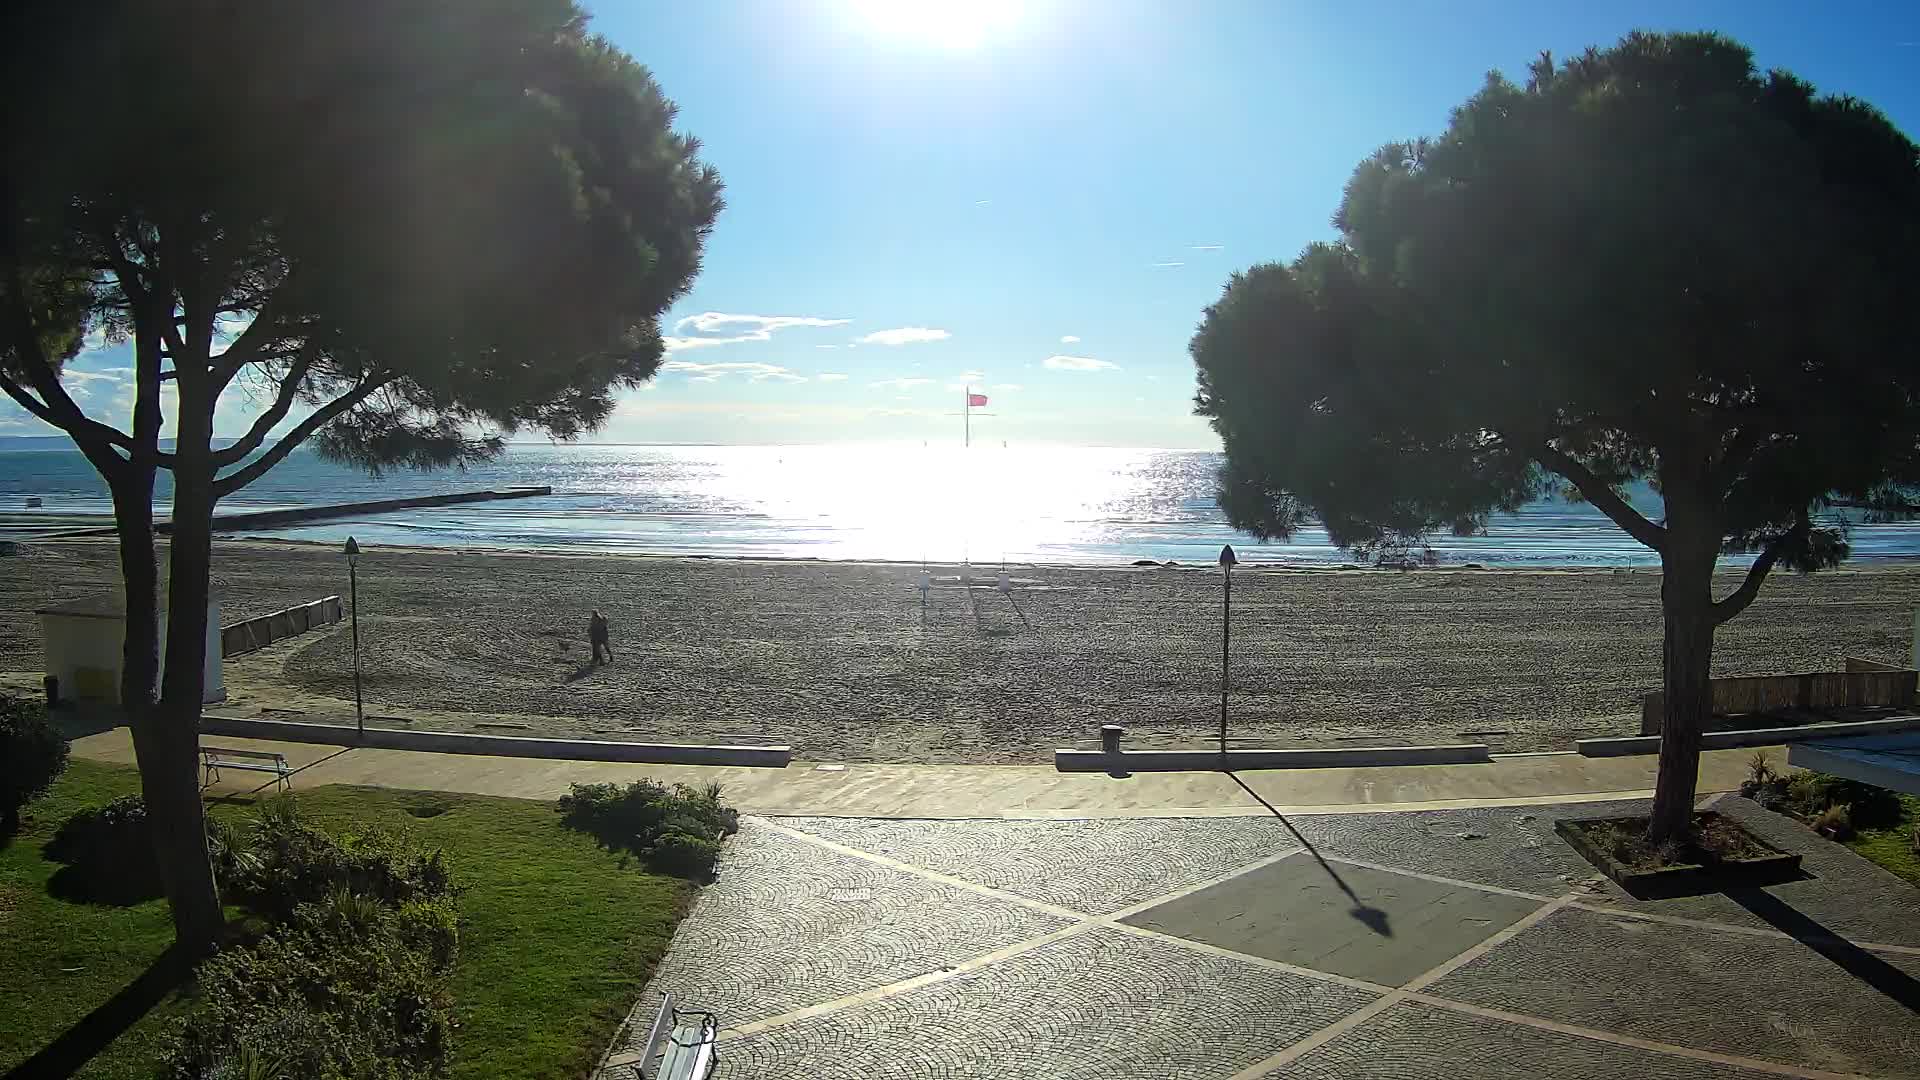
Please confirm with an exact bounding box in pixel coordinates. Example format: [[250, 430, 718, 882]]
[[4, 441, 1919, 568]]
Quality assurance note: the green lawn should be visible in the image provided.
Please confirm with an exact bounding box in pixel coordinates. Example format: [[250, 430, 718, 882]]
[[1846, 791, 1920, 888], [1, 759, 691, 1079]]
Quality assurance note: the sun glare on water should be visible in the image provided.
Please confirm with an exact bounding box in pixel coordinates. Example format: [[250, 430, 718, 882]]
[[848, 0, 1024, 48]]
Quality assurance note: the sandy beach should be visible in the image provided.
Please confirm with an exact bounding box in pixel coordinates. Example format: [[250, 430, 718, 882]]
[[4, 539, 1917, 762]]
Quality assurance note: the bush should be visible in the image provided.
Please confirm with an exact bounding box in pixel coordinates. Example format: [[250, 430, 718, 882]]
[[164, 798, 460, 1080], [1813, 803, 1854, 841], [1, 695, 69, 833], [646, 831, 723, 879], [234, 796, 451, 921], [164, 897, 457, 1080], [1742, 769, 1904, 833], [46, 796, 271, 904], [556, 779, 737, 878], [45, 795, 162, 902]]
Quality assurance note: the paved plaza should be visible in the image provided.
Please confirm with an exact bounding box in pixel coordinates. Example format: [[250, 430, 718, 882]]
[[612, 795, 1920, 1079]]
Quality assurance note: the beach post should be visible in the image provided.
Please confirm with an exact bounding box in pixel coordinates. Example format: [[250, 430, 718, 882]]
[[344, 536, 364, 739], [1218, 543, 1237, 760], [918, 568, 931, 624]]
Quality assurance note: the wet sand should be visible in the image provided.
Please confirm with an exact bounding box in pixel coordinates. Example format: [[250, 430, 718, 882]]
[[4, 539, 1917, 763]]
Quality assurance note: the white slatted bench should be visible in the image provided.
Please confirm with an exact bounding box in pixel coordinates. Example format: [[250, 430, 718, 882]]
[[199, 746, 292, 792], [605, 993, 716, 1079]]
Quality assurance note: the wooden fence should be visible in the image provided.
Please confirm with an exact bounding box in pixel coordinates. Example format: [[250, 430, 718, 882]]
[[220, 596, 343, 658], [1640, 666, 1919, 734]]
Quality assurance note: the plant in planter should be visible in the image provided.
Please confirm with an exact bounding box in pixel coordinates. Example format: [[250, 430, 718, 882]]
[[1556, 811, 1801, 896]]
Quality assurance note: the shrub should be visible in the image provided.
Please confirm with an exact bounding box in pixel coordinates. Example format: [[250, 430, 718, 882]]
[[646, 831, 723, 879], [1786, 772, 1902, 830], [556, 779, 737, 878], [1743, 769, 1904, 833], [1, 695, 69, 833], [1744, 751, 1778, 789], [45, 795, 162, 902], [1813, 803, 1854, 840], [163, 898, 456, 1080], [165, 799, 460, 1080], [47, 796, 271, 904], [235, 795, 451, 921]]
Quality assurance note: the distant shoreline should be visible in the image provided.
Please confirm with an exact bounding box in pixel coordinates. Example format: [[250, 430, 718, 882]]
[[14, 532, 1920, 575]]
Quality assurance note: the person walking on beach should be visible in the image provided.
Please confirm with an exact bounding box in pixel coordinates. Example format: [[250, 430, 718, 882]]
[[589, 609, 613, 665]]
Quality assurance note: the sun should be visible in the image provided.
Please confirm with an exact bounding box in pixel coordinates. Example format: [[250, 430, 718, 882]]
[[847, 0, 1024, 49]]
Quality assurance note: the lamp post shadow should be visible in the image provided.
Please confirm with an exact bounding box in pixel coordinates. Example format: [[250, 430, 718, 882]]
[[1228, 770, 1393, 937]]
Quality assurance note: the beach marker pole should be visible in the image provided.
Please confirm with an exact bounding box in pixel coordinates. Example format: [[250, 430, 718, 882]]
[[345, 536, 364, 740], [1218, 544, 1237, 760]]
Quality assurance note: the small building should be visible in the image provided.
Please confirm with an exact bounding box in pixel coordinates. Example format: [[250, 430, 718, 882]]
[[35, 594, 224, 706]]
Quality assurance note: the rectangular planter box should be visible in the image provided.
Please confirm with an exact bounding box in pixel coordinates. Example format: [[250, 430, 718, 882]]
[[1555, 811, 1803, 896]]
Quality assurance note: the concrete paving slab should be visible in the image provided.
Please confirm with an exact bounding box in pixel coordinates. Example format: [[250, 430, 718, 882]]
[[1120, 853, 1542, 986], [1281, 1000, 1784, 1079], [709, 926, 1380, 1080], [777, 816, 1304, 915], [635, 821, 1071, 1029], [1427, 905, 1920, 1077]]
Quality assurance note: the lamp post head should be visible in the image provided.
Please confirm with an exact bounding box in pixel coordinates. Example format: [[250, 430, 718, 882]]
[[1218, 544, 1237, 571], [344, 536, 360, 567]]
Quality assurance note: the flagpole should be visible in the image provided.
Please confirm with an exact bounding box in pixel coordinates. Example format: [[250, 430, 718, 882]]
[[964, 386, 971, 448]]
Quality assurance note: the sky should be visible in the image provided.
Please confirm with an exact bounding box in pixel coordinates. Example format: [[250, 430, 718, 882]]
[[13, 0, 1920, 449]]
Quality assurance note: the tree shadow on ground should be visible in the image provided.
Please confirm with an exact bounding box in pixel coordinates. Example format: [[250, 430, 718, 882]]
[[1228, 771, 1392, 936], [1726, 887, 1920, 1014], [2, 945, 191, 1080], [44, 861, 163, 906]]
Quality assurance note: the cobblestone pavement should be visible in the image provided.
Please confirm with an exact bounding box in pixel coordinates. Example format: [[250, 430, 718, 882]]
[[612, 797, 1920, 1080]]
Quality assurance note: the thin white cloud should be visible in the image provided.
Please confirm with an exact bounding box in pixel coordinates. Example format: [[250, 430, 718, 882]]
[[664, 312, 850, 352], [60, 369, 126, 385], [661, 360, 808, 384], [1044, 355, 1118, 372], [1189, 244, 1224, 252], [1059, 335, 1080, 344], [955, 370, 985, 382], [855, 327, 950, 346], [814, 344, 839, 349], [816, 373, 850, 382], [974, 199, 992, 206], [869, 377, 934, 391], [1150, 261, 1185, 268]]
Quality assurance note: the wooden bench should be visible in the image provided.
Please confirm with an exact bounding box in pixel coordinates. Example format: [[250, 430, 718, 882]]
[[621, 992, 716, 1079], [200, 746, 292, 792]]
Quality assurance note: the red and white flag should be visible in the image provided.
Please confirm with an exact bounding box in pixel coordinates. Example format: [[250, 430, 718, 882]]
[[967, 392, 989, 407]]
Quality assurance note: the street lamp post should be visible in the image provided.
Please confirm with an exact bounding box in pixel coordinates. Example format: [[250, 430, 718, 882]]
[[1218, 543, 1236, 760], [345, 536, 363, 740]]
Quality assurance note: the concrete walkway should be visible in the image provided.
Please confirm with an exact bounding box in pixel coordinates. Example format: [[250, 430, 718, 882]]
[[612, 796, 1920, 1079], [74, 727, 1764, 818]]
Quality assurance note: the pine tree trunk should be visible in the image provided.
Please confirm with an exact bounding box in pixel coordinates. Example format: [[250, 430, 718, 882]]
[[151, 408, 222, 955], [1648, 548, 1716, 843], [111, 475, 160, 718]]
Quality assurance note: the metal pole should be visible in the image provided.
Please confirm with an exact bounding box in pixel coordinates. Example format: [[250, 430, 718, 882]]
[[964, 387, 971, 448], [1220, 565, 1230, 757], [350, 561, 363, 739]]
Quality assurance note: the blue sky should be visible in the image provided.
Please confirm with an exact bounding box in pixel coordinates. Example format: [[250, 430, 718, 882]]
[[14, 1, 1919, 448]]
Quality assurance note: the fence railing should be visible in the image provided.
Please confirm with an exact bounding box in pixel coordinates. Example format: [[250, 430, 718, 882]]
[[1639, 666, 1919, 734], [220, 596, 343, 658]]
